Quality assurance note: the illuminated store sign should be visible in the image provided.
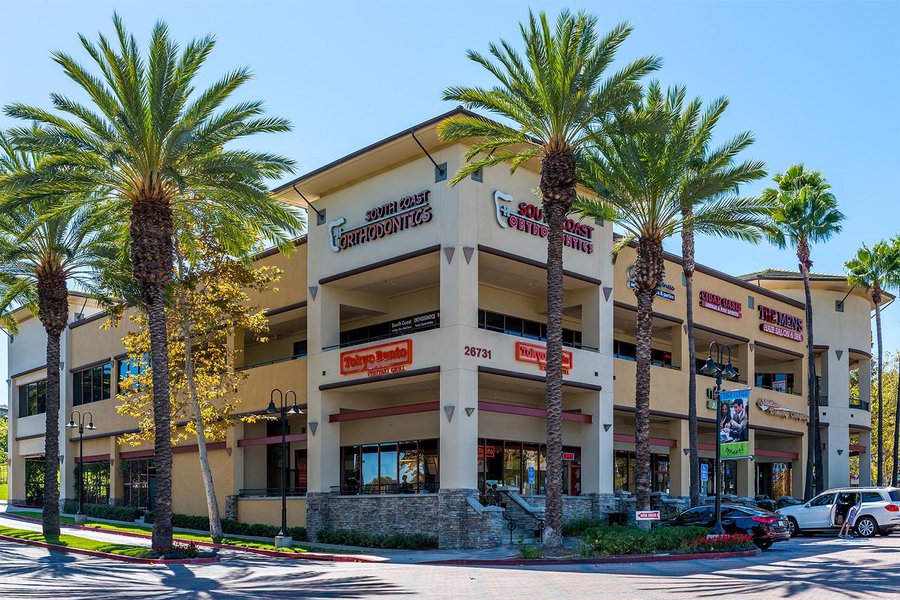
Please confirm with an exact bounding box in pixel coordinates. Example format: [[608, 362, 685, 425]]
[[493, 191, 594, 254], [758, 305, 803, 341], [340, 339, 413, 376], [515, 341, 573, 375], [699, 291, 742, 318], [756, 398, 809, 422], [329, 190, 432, 252], [626, 265, 676, 301]]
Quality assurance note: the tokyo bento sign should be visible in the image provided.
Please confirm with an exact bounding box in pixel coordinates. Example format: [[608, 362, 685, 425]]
[[493, 191, 595, 254], [340, 339, 413, 376], [515, 341, 573, 375], [328, 190, 433, 252]]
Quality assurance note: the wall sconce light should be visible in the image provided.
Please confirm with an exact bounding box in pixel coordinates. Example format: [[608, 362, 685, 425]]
[[226, 447, 232, 457], [109, 459, 114, 467], [683, 448, 690, 456], [603, 424, 612, 432], [444, 405, 455, 422], [465, 407, 475, 417], [309, 422, 318, 436], [837, 449, 844, 455]]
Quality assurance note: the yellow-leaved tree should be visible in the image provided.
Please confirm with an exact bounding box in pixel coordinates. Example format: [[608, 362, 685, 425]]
[[114, 238, 282, 538]]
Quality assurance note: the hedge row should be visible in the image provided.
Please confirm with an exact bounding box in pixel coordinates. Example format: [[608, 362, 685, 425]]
[[581, 525, 710, 556], [62, 501, 141, 522], [316, 529, 437, 550], [144, 511, 307, 541]]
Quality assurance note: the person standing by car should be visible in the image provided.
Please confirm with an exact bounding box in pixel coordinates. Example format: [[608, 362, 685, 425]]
[[839, 495, 863, 539]]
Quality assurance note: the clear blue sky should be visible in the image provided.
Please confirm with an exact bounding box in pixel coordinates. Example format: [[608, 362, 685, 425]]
[[2, 0, 899, 406]]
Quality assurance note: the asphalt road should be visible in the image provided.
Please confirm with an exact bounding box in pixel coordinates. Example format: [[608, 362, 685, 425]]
[[0, 534, 897, 599]]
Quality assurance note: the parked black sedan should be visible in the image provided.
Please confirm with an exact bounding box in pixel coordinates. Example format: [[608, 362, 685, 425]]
[[660, 504, 791, 550]]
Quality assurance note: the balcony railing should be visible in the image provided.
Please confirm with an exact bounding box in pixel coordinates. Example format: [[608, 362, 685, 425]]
[[237, 353, 306, 372], [850, 398, 870, 411], [330, 482, 439, 496], [816, 395, 828, 406], [238, 487, 307, 498]]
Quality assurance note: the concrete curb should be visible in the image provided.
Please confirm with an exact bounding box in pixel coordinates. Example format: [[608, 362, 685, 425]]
[[0, 513, 380, 563], [0, 533, 220, 565], [422, 548, 760, 566]]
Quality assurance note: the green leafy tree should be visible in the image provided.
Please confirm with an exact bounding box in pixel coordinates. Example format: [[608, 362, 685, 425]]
[[851, 353, 897, 485], [437, 9, 660, 547], [575, 83, 771, 512], [678, 97, 766, 507], [0, 131, 117, 536], [761, 165, 844, 498], [3, 16, 301, 547], [845, 239, 900, 485], [114, 237, 281, 538]]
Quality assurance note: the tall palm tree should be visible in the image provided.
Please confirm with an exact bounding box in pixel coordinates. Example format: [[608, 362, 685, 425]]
[[2, 16, 301, 548], [679, 98, 766, 507], [575, 83, 772, 512], [436, 10, 660, 547], [845, 240, 900, 486], [0, 132, 118, 537], [761, 165, 844, 498]]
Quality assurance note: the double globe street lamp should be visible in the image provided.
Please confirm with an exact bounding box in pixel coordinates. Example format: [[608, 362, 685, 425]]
[[266, 389, 302, 548], [67, 410, 95, 524], [699, 340, 739, 535]]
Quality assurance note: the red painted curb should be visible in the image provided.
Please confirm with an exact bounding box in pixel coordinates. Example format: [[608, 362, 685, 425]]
[[422, 549, 760, 566], [0, 513, 378, 563], [0, 533, 220, 565]]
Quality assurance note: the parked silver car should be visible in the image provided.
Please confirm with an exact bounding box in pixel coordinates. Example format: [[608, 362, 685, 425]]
[[777, 487, 900, 537]]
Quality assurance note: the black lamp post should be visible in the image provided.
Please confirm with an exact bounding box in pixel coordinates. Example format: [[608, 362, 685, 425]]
[[699, 341, 739, 535], [266, 389, 302, 547], [67, 410, 95, 524]]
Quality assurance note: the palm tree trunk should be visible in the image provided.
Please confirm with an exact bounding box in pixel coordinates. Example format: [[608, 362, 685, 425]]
[[798, 250, 820, 499], [176, 255, 223, 539], [130, 196, 175, 550], [37, 275, 68, 537], [874, 301, 883, 486], [681, 218, 700, 507], [539, 150, 576, 549], [633, 238, 665, 512]]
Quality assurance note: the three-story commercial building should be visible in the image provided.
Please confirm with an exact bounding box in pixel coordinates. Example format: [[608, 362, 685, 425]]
[[3, 110, 877, 548]]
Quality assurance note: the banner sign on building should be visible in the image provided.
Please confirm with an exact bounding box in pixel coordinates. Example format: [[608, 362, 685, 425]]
[[329, 190, 433, 252], [719, 388, 751, 459], [389, 311, 439, 336], [756, 398, 809, 422], [626, 265, 676, 301], [340, 339, 413, 376], [758, 305, 804, 341], [493, 190, 595, 254], [515, 341, 573, 375], [699, 291, 742, 318]]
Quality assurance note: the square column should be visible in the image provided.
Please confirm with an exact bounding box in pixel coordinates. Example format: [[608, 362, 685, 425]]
[[824, 424, 850, 487], [668, 419, 690, 497], [793, 434, 806, 498], [857, 431, 872, 486], [439, 368, 479, 489], [736, 429, 755, 497]]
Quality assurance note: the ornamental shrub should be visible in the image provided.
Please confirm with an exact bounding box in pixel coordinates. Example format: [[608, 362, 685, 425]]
[[562, 516, 606, 537], [676, 533, 755, 554], [143, 511, 307, 541], [582, 525, 709, 556], [316, 529, 437, 550], [63, 501, 141, 522]]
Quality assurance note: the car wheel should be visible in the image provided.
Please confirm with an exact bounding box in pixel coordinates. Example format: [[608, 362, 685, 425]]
[[855, 517, 878, 538], [755, 540, 773, 550], [787, 518, 800, 537]]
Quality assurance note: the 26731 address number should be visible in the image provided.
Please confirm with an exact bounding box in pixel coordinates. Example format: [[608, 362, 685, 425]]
[[463, 346, 492, 359]]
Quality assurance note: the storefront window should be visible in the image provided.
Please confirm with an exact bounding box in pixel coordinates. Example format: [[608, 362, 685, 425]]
[[480, 440, 580, 495], [341, 439, 438, 494], [122, 459, 155, 510], [76, 462, 110, 504], [25, 459, 45, 505], [755, 373, 795, 395], [723, 460, 738, 495], [478, 310, 583, 349], [756, 462, 792, 499], [614, 451, 670, 493]]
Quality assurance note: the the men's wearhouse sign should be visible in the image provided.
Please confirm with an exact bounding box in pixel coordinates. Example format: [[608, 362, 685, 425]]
[[329, 190, 432, 252], [340, 339, 413, 376], [515, 341, 573, 375], [494, 191, 594, 253], [758, 305, 803, 341], [699, 291, 742, 318]]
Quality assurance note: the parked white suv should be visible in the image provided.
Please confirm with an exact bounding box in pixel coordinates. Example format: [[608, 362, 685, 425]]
[[777, 487, 900, 538]]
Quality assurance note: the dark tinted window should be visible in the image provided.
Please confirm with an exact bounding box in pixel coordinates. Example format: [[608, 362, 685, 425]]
[[809, 493, 836, 507], [888, 491, 900, 502], [861, 492, 883, 503]]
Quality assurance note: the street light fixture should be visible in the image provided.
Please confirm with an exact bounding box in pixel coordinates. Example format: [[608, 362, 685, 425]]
[[67, 410, 95, 524], [266, 389, 302, 548], [699, 341, 739, 535]]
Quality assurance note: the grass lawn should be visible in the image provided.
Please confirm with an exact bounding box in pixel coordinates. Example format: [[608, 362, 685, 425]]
[[0, 483, 7, 500], [0, 524, 155, 558], [7, 511, 332, 554]]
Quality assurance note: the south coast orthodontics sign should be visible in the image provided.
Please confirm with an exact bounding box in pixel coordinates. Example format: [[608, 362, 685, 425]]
[[699, 291, 742, 318], [493, 190, 595, 254], [757, 305, 803, 342], [329, 190, 433, 252], [340, 339, 413, 376]]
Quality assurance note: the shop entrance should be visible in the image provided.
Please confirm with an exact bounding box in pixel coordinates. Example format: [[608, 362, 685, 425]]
[[756, 462, 792, 499]]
